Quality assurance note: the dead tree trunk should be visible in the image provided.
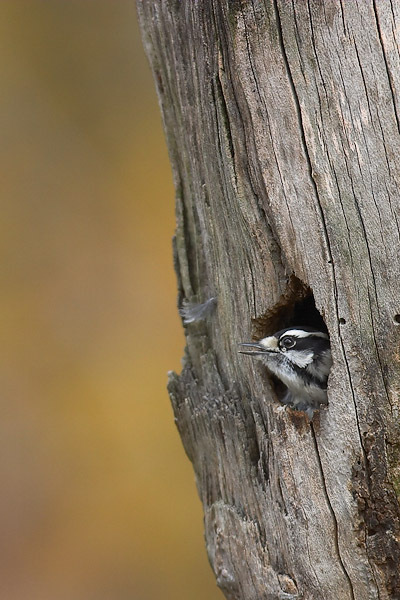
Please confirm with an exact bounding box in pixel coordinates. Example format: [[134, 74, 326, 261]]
[[137, 2, 400, 598]]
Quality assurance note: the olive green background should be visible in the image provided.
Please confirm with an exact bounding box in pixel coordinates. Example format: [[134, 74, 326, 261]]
[[0, 2, 222, 599]]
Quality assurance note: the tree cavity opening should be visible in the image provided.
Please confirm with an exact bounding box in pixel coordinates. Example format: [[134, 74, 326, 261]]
[[251, 274, 328, 341]]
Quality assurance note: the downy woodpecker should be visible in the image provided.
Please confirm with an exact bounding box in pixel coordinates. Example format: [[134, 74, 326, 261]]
[[239, 327, 332, 419]]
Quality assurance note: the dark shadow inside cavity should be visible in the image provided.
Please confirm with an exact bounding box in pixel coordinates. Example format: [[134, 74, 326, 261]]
[[251, 274, 329, 407], [251, 274, 328, 339]]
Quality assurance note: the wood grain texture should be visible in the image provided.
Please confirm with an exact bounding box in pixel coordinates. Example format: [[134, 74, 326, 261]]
[[137, 1, 400, 598]]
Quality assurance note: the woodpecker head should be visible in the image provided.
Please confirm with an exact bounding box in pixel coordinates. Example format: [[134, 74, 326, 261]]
[[239, 326, 332, 417]]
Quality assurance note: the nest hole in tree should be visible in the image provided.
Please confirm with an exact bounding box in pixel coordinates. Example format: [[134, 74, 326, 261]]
[[251, 274, 329, 404]]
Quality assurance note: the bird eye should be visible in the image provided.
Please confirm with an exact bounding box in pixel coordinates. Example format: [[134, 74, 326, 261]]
[[281, 336, 296, 349]]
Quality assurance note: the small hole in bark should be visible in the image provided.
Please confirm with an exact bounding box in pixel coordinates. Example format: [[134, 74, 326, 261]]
[[339, 317, 346, 325], [394, 314, 400, 324]]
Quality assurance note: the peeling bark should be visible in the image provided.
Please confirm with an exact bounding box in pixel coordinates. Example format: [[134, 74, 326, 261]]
[[137, 1, 400, 598]]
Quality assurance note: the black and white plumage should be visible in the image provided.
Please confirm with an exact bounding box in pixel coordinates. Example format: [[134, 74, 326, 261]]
[[239, 326, 332, 419]]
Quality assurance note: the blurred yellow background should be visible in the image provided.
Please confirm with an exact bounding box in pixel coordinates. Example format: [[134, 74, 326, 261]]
[[0, 3, 222, 599]]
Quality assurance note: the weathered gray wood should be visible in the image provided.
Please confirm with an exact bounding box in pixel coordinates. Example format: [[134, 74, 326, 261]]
[[137, 1, 400, 598]]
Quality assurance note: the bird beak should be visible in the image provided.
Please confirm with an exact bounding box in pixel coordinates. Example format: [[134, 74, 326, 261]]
[[238, 342, 270, 356]]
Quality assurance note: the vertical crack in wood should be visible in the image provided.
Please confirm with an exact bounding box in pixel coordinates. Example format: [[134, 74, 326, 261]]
[[272, 0, 331, 259], [212, 8, 289, 286], [338, 0, 348, 36], [306, 0, 329, 102], [240, 4, 298, 244], [311, 424, 355, 600], [372, 0, 400, 135], [352, 36, 394, 180], [213, 70, 236, 182]]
